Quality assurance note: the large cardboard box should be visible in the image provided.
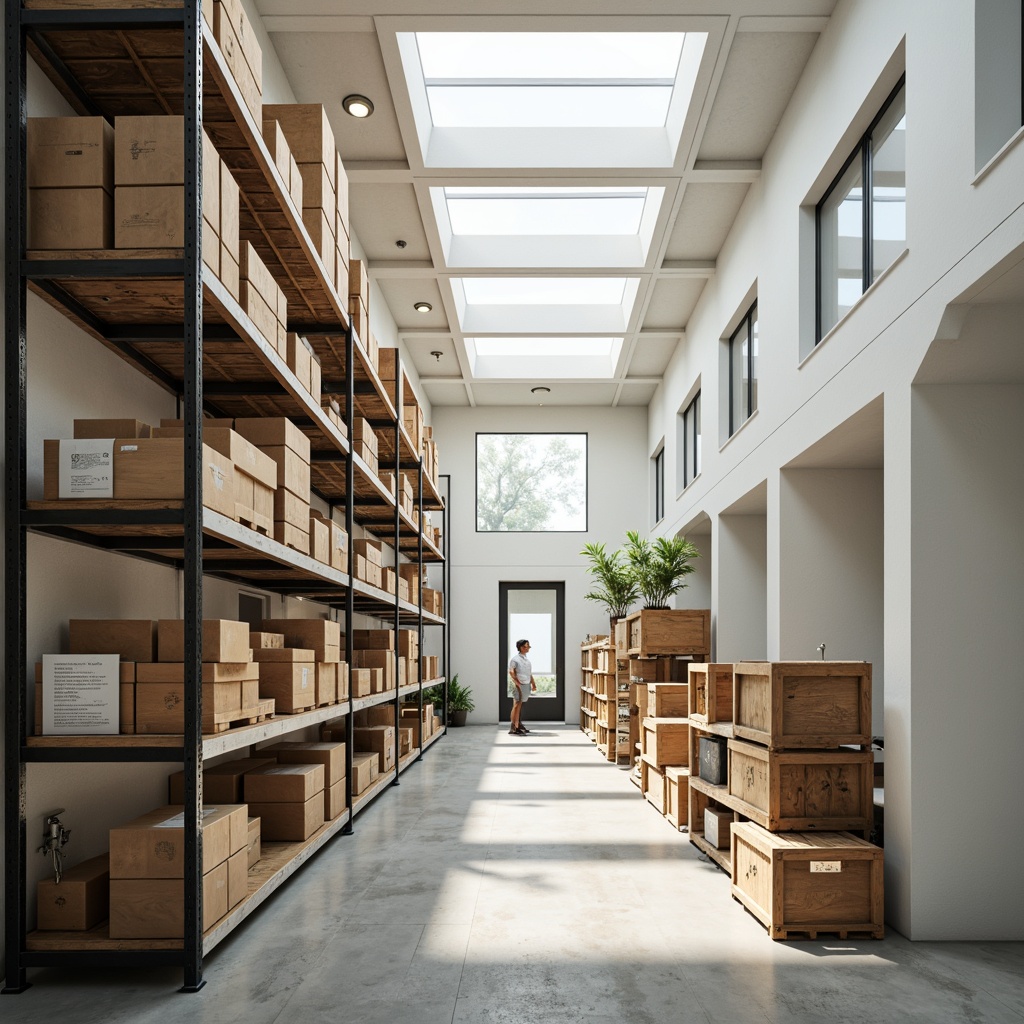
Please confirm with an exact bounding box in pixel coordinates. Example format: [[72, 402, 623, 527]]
[[115, 115, 183, 185], [325, 779, 346, 821], [220, 161, 240, 260], [69, 619, 155, 663], [158, 619, 250, 663], [43, 437, 187, 500], [247, 795, 323, 841], [262, 119, 293, 187], [296, 161, 335, 223], [268, 741, 345, 787], [350, 667, 372, 697], [273, 487, 310, 530], [353, 724, 396, 774], [109, 804, 246, 878], [74, 418, 153, 440], [336, 149, 350, 241], [226, 847, 248, 911], [27, 116, 114, 190], [262, 104, 335, 184], [261, 619, 341, 661], [203, 427, 278, 490], [262, 445, 310, 498], [251, 646, 315, 663], [352, 628, 394, 650], [135, 680, 251, 733], [109, 861, 228, 938], [212, 0, 261, 121], [351, 649, 394, 691], [28, 187, 112, 249], [244, 762, 324, 802], [115, 185, 185, 248], [36, 854, 110, 931], [216, 0, 263, 91], [350, 752, 378, 795], [167, 757, 275, 804], [250, 631, 284, 650], [258, 662, 316, 712], [315, 662, 337, 705], [247, 816, 261, 868], [352, 538, 382, 566], [309, 513, 329, 564]]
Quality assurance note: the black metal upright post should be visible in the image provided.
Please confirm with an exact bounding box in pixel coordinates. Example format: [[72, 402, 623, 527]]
[[441, 472, 450, 729], [3, 0, 29, 995], [342, 326, 355, 833], [180, 0, 205, 994], [415, 459, 425, 755], [392, 375, 401, 782]]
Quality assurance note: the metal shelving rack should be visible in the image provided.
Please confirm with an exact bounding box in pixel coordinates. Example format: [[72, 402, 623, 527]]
[[3, 1, 446, 992]]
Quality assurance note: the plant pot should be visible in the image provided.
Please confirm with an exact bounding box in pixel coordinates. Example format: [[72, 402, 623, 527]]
[[449, 708, 468, 727]]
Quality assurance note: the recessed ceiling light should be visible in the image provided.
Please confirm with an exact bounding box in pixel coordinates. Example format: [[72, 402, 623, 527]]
[[414, 301, 433, 313], [342, 94, 374, 118], [531, 386, 551, 394]]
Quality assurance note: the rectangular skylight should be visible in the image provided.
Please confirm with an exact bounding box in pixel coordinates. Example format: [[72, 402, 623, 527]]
[[460, 277, 628, 306], [473, 338, 620, 358], [469, 338, 625, 379], [444, 187, 649, 236]]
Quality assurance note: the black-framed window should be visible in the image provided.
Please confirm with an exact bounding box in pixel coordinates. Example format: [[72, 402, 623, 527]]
[[728, 301, 758, 435], [680, 390, 701, 489], [817, 77, 906, 340], [476, 432, 587, 532], [653, 447, 665, 524]]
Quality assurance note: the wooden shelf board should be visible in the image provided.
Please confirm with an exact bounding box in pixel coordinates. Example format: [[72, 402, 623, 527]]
[[351, 770, 395, 814], [686, 775, 733, 803], [687, 717, 735, 738], [690, 832, 731, 873]]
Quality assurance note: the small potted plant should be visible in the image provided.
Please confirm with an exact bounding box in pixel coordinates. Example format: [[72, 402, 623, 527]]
[[446, 674, 475, 727], [580, 541, 639, 637]]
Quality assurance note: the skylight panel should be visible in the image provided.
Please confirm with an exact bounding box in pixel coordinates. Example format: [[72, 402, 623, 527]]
[[473, 338, 619, 358], [460, 277, 628, 306], [443, 188, 648, 236]]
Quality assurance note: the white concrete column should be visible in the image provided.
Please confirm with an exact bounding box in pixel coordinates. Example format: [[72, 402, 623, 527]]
[[716, 515, 768, 662]]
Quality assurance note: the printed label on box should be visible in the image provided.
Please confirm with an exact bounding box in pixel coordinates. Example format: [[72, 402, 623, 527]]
[[59, 438, 113, 498], [42, 654, 119, 735], [301, 667, 310, 689], [810, 860, 843, 873], [153, 809, 222, 828]]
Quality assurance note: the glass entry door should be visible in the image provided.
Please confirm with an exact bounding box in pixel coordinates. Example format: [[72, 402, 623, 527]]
[[498, 582, 565, 723]]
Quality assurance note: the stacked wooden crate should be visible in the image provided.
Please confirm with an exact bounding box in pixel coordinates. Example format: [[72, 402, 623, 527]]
[[578, 637, 605, 741], [638, 676, 690, 828]]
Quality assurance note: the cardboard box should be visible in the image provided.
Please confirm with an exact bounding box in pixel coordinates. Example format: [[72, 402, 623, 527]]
[[349, 259, 370, 311], [350, 752, 378, 795], [286, 333, 312, 392], [336, 661, 349, 701], [352, 538, 382, 566], [244, 762, 324, 803], [109, 804, 246, 878], [247, 794, 323, 842], [72, 418, 153, 440], [351, 667, 372, 697], [353, 724, 396, 774], [262, 119, 292, 186], [258, 662, 316, 712], [250, 631, 284, 649], [36, 853, 110, 931], [115, 115, 183, 185], [212, 0, 261, 121], [226, 847, 247, 911], [268, 741, 345, 786], [202, 427, 278, 490], [247, 815, 261, 868], [27, 116, 114, 190], [220, 162, 240, 260], [325, 779, 346, 821], [261, 619, 341, 661], [352, 628, 394, 650], [158, 619, 250, 663], [351, 417, 378, 456], [262, 445, 310, 498], [135, 680, 247, 733], [251, 646, 315, 663], [34, 663, 135, 736], [167, 757, 276, 804], [136, 661, 257, 684], [351, 649, 394, 691], [69, 619, 155, 663], [109, 861, 228, 938], [114, 185, 184, 248], [296, 161, 335, 223], [274, 521, 309, 555], [234, 416, 310, 461], [262, 104, 335, 185], [273, 487, 310, 530], [336, 149, 349, 240], [288, 153, 303, 210], [28, 187, 112, 249], [315, 661, 337, 705]]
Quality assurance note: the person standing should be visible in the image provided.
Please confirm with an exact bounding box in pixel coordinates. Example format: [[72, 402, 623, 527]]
[[508, 639, 536, 736]]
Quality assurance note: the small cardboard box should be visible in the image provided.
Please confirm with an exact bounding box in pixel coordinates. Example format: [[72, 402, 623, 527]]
[[350, 752, 378, 795], [114, 185, 184, 248], [351, 667, 372, 697], [158, 619, 250, 663], [315, 662, 337, 705], [27, 116, 114, 190], [246, 816, 261, 868], [115, 115, 183, 185], [109, 861, 227, 938], [262, 104, 335, 185], [203, 427, 278, 490], [36, 853, 110, 931], [247, 795, 324, 841], [251, 646, 315, 663], [268, 741, 345, 787], [167, 757, 276, 804], [349, 259, 370, 311], [353, 724, 396, 774], [244, 762, 324, 803], [309, 514, 330, 564], [296, 161, 335, 222], [262, 445, 310, 498], [250, 631, 284, 649], [352, 649, 395, 691], [261, 619, 341, 661], [325, 779, 346, 821], [273, 487, 310, 530], [73, 418, 152, 440], [109, 804, 246, 878], [273, 521, 309, 555], [258, 662, 316, 712], [69, 619, 155, 663], [351, 417, 378, 456], [28, 187, 112, 249]]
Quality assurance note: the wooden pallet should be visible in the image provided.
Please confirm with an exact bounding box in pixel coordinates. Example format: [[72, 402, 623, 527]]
[[202, 704, 273, 734], [236, 505, 272, 537]]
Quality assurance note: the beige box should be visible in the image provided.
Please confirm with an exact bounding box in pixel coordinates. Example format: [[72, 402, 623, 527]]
[[288, 153, 303, 210], [220, 162, 240, 260], [262, 445, 310, 498], [136, 661, 256, 684], [247, 815, 261, 868], [287, 333, 312, 391], [213, 0, 261, 122], [247, 795, 323, 842], [203, 444, 238, 518], [167, 757, 275, 804], [351, 417, 378, 455], [349, 259, 370, 311], [69, 619, 155, 663], [109, 804, 246, 878], [234, 417, 311, 461], [244, 762, 324, 803], [336, 149, 350, 240], [274, 521, 309, 555], [201, 129, 220, 230], [203, 218, 219, 277], [352, 538, 382, 566], [315, 662, 337, 705], [353, 725, 396, 774], [268, 741, 345, 787], [226, 847, 247, 911], [261, 619, 341, 661], [203, 427, 278, 490], [114, 185, 184, 248], [262, 119, 292, 186], [352, 628, 394, 650], [239, 241, 279, 306], [336, 661, 349, 701], [351, 667, 372, 698], [115, 116, 183, 185], [109, 861, 227, 938], [351, 649, 395, 691], [272, 488, 310, 531], [251, 646, 315, 664], [158, 619, 250, 663], [28, 187, 112, 250], [250, 631, 284, 649], [350, 752, 378, 795], [258, 662, 316, 712], [325, 779, 346, 821], [73, 418, 152, 440], [239, 281, 279, 349], [641, 760, 667, 814], [28, 116, 114, 190], [262, 104, 335, 185], [36, 854, 110, 931], [215, 0, 262, 90], [41, 437, 186, 500], [135, 680, 245, 733]]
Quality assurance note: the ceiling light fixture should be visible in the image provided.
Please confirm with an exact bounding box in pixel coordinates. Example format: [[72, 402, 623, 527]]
[[342, 94, 374, 118], [531, 386, 551, 394], [430, 350, 443, 362], [414, 301, 433, 313]]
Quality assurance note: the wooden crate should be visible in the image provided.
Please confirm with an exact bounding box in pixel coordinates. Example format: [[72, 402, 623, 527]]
[[641, 717, 689, 767], [632, 682, 650, 722], [731, 822, 884, 940], [625, 609, 710, 658], [688, 663, 734, 724], [614, 619, 629, 656], [664, 766, 689, 829], [641, 759, 667, 814], [727, 739, 873, 833], [733, 661, 872, 750], [646, 682, 688, 717], [629, 657, 674, 684]]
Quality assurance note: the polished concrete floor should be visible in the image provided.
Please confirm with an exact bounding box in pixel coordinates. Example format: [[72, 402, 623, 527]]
[[6, 724, 1024, 1023]]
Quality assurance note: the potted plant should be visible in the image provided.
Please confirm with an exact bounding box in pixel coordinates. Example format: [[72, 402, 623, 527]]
[[446, 674, 475, 727], [580, 541, 639, 637], [623, 530, 708, 657]]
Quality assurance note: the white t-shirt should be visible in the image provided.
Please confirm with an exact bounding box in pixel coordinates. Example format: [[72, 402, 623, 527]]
[[509, 653, 532, 685]]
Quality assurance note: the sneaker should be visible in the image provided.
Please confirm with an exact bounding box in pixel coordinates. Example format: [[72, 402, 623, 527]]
[[517, 726, 530, 735], [508, 727, 519, 735]]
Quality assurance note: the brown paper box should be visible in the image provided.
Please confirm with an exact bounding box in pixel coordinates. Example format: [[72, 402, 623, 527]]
[[247, 816, 261, 868], [272, 488, 310, 530], [226, 847, 247, 911], [267, 741, 345, 787], [296, 161, 335, 222], [69, 619, 154, 662], [36, 854, 110, 931], [115, 115, 183, 185], [336, 149, 350, 240], [309, 515, 329, 564], [273, 521, 310, 555], [167, 757, 276, 804], [258, 662, 316, 711], [220, 162, 240, 260], [72, 419, 153, 440], [28, 187, 112, 250], [109, 861, 228, 938], [157, 619, 250, 663], [315, 661, 337, 705], [27, 116, 114, 190], [244, 762, 324, 803], [135, 680, 243, 733], [261, 619, 340, 660], [251, 647, 315, 663], [262, 104, 335, 184], [203, 427, 278, 490], [350, 752, 378, 795], [234, 417, 311, 460], [249, 631, 284, 650], [262, 445, 310, 498], [247, 795, 323, 842], [114, 185, 184, 247], [136, 661, 257, 684]]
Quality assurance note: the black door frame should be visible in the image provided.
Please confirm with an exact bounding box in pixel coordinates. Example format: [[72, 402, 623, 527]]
[[498, 581, 566, 723]]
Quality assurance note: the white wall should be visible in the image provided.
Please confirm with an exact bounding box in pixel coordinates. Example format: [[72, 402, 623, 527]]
[[431, 406, 646, 724], [716, 515, 767, 662]]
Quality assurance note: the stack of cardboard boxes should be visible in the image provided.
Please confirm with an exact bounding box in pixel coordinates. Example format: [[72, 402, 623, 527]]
[[261, 117, 303, 211], [353, 537, 383, 590], [208, 0, 262, 122], [240, 242, 288, 353], [351, 417, 379, 477], [265, 741, 347, 824], [259, 618, 347, 710], [244, 761, 325, 842], [310, 509, 348, 573], [285, 333, 323, 406]]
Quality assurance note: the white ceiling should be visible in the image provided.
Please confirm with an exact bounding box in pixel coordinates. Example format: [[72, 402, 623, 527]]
[[257, 0, 835, 407]]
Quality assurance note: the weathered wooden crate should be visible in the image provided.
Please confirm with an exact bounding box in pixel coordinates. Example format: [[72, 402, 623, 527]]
[[733, 661, 872, 750], [641, 759, 667, 814], [727, 739, 874, 833], [664, 765, 689, 829], [646, 682, 689, 717], [596, 646, 618, 674], [688, 663, 734, 724], [626, 609, 710, 658], [629, 657, 674, 683], [731, 822, 884, 940], [594, 672, 618, 700], [641, 717, 689, 767], [632, 682, 650, 722], [614, 619, 629, 656]]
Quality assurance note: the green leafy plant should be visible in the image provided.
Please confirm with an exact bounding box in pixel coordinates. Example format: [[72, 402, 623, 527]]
[[580, 541, 639, 619], [625, 529, 700, 609], [446, 674, 475, 713]]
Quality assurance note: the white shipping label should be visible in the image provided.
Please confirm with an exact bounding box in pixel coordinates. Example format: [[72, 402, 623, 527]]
[[59, 438, 114, 498], [208, 462, 226, 490], [154, 809, 221, 828], [810, 860, 843, 873], [42, 654, 119, 735], [301, 667, 310, 689]]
